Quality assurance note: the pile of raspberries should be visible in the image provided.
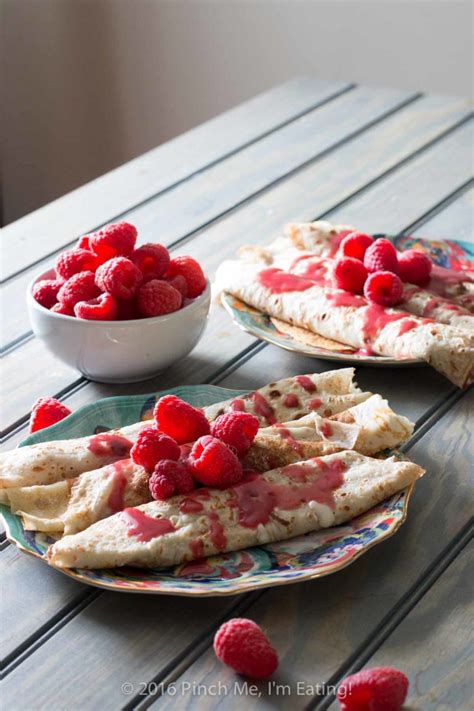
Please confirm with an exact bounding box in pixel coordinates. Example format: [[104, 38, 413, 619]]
[[333, 231, 433, 307], [32, 222, 207, 320]]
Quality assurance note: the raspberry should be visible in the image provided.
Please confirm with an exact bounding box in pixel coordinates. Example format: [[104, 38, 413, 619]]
[[364, 271, 404, 306], [187, 435, 243, 487], [167, 256, 206, 298], [130, 426, 180, 472], [337, 667, 409, 711], [149, 470, 175, 500], [166, 274, 188, 299], [333, 258, 368, 294], [213, 618, 278, 679], [32, 279, 64, 309], [398, 249, 432, 286], [137, 280, 182, 318], [210, 412, 259, 456], [90, 222, 137, 261], [95, 257, 143, 300], [74, 292, 118, 320], [55, 249, 98, 280], [131, 243, 170, 280], [77, 235, 91, 250], [364, 238, 399, 274], [51, 301, 75, 316], [339, 232, 374, 261], [153, 459, 194, 496], [154, 395, 210, 444], [57, 271, 101, 308], [29, 397, 72, 433]]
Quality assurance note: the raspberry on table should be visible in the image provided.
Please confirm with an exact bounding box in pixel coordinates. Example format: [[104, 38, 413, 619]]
[[152, 459, 194, 497], [95, 257, 143, 300], [57, 271, 101, 308], [32, 279, 64, 309], [74, 292, 118, 320], [131, 243, 170, 280], [210, 412, 259, 456], [165, 274, 188, 299], [154, 394, 210, 444], [137, 279, 182, 317], [187, 435, 243, 487], [51, 301, 75, 316], [398, 249, 432, 286], [130, 426, 180, 473], [90, 222, 137, 261], [55, 249, 98, 280], [29, 397, 72, 433], [339, 232, 374, 261], [149, 470, 175, 500], [213, 618, 278, 679], [333, 257, 368, 294], [364, 238, 399, 274], [364, 271, 404, 307], [166, 256, 206, 298], [337, 667, 409, 711]]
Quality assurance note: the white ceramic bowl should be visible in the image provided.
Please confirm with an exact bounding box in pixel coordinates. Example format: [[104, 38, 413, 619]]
[[27, 269, 211, 383]]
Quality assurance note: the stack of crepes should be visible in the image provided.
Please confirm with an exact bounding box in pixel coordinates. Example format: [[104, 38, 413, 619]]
[[0, 369, 424, 571], [217, 220, 474, 388]]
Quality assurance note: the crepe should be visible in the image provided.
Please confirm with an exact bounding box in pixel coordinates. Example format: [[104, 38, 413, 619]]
[[247, 394, 413, 470], [47, 450, 424, 569], [217, 260, 474, 388], [0, 369, 370, 490]]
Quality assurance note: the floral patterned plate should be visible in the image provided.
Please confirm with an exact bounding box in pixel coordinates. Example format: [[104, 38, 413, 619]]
[[222, 234, 473, 367], [1, 385, 414, 596]]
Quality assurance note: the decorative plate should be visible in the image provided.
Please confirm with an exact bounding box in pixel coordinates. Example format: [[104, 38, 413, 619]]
[[222, 234, 473, 367], [2, 385, 415, 595]]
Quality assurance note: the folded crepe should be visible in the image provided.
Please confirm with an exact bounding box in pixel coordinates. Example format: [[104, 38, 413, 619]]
[[0, 369, 370, 491], [217, 260, 474, 388], [47, 450, 424, 569]]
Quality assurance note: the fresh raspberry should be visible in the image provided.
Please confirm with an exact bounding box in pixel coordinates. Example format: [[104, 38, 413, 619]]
[[339, 232, 374, 261], [89, 222, 137, 261], [29, 397, 72, 433], [337, 667, 409, 711], [77, 235, 91, 250], [213, 618, 278, 679], [364, 271, 404, 306], [137, 280, 182, 318], [187, 435, 243, 487], [166, 274, 188, 299], [149, 470, 175, 500], [210, 412, 259, 456], [116, 298, 139, 321], [51, 301, 75, 316], [398, 249, 432, 286], [153, 459, 194, 496], [130, 426, 180, 472], [364, 238, 399, 274], [154, 395, 210, 444], [95, 257, 143, 300], [131, 243, 170, 280], [32, 279, 64, 309], [74, 292, 118, 320], [57, 271, 101, 308], [333, 257, 368, 294], [167, 256, 206, 298], [55, 249, 98, 280]]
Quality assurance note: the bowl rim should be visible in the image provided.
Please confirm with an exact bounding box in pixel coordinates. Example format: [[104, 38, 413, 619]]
[[27, 269, 211, 326]]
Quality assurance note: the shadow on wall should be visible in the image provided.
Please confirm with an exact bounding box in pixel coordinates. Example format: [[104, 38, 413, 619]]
[[2, 0, 472, 225]]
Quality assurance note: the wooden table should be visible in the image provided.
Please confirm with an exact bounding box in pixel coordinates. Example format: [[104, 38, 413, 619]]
[[1, 78, 473, 710]]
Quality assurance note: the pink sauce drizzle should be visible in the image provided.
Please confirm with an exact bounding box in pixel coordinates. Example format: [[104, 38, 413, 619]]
[[179, 497, 205, 514], [189, 539, 204, 558], [294, 375, 316, 393], [230, 398, 246, 412], [122, 508, 175, 542], [257, 268, 315, 294], [319, 421, 333, 438], [398, 319, 419, 336], [252, 392, 276, 424], [362, 305, 405, 343], [208, 511, 227, 550], [308, 398, 323, 411], [283, 393, 300, 408], [107, 460, 130, 512], [327, 292, 366, 308], [274, 424, 303, 455], [297, 260, 330, 285], [88, 433, 132, 458], [289, 253, 314, 270]]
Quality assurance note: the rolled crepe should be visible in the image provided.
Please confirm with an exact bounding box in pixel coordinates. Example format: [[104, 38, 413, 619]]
[[0, 369, 370, 490], [247, 394, 413, 470], [47, 450, 424, 569], [217, 260, 474, 388]]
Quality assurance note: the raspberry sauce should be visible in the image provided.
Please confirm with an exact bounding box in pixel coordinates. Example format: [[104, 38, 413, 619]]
[[189, 539, 204, 558], [274, 424, 304, 455], [398, 319, 419, 336], [297, 260, 330, 284], [230, 398, 246, 412], [308, 398, 323, 411], [88, 433, 132, 458], [319, 421, 333, 438], [122, 508, 175, 541], [283, 393, 300, 408], [208, 512, 227, 550], [327, 292, 366, 308], [252, 392, 276, 424], [107, 460, 131, 512], [362, 305, 405, 343], [257, 268, 315, 294], [294, 375, 316, 393], [179, 497, 205, 514]]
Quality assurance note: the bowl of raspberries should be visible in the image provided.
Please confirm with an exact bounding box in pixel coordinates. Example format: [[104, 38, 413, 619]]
[[27, 222, 211, 383]]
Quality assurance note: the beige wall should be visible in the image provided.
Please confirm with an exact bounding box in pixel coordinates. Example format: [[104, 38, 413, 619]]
[[2, 0, 472, 224]]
